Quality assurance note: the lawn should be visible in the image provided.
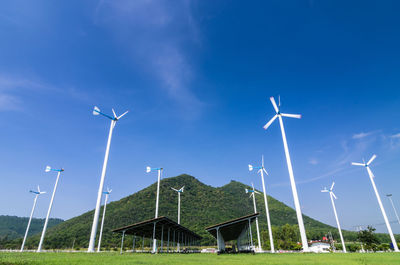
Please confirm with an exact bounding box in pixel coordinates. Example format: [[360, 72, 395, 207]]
[[0, 252, 399, 265]]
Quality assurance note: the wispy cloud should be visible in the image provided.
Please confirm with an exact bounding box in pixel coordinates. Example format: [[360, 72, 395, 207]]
[[309, 158, 318, 165], [352, 131, 378, 139], [94, 0, 203, 118]]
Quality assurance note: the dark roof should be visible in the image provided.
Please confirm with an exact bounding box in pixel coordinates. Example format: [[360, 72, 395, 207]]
[[205, 213, 259, 242], [112, 216, 202, 241]]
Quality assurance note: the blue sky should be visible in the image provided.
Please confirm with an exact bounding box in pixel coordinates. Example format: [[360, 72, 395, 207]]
[[1, 0, 400, 234]]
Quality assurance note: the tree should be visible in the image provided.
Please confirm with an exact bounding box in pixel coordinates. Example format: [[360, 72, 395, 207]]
[[357, 226, 379, 250]]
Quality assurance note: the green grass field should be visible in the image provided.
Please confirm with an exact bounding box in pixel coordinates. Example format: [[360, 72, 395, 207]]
[[0, 252, 399, 265]]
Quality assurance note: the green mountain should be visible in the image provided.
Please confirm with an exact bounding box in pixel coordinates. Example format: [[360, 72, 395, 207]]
[[0, 215, 63, 241], [3, 174, 387, 250]]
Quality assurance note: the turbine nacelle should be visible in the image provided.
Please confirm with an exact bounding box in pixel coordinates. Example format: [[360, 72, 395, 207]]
[[29, 185, 46, 195], [171, 186, 184, 193], [45, 166, 64, 173], [103, 187, 112, 195], [351, 154, 377, 168], [146, 166, 163, 173], [93, 106, 128, 121], [263, 96, 301, 130], [321, 182, 337, 199]]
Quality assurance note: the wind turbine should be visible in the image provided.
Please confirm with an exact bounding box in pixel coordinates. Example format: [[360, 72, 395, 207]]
[[171, 186, 184, 251], [97, 187, 112, 252], [88, 106, 128, 252], [249, 156, 274, 253], [352, 155, 399, 252], [146, 166, 163, 253], [321, 182, 346, 253], [21, 186, 46, 252], [263, 96, 309, 251], [37, 166, 64, 252], [386, 194, 400, 225], [245, 183, 262, 252]]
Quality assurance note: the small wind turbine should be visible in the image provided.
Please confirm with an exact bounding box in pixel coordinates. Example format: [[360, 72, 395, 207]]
[[146, 166, 163, 253], [386, 194, 400, 225], [88, 106, 128, 252], [321, 182, 346, 253], [249, 156, 274, 253], [263, 96, 309, 251], [37, 166, 64, 252], [21, 186, 46, 252], [352, 155, 399, 252], [97, 187, 112, 252], [245, 183, 262, 252], [171, 186, 184, 251]]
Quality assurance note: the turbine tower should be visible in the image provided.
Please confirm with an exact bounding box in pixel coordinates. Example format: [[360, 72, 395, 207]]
[[386, 194, 400, 225], [321, 182, 346, 253], [245, 183, 262, 252], [88, 106, 128, 252], [352, 154, 399, 252], [37, 166, 64, 252], [249, 156, 274, 253], [21, 186, 46, 252], [171, 186, 184, 251], [97, 187, 112, 252], [146, 166, 163, 253], [263, 96, 308, 251]]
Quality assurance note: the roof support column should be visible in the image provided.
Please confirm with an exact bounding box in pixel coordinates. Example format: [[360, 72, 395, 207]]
[[120, 230, 126, 254], [152, 221, 157, 253], [248, 219, 253, 252], [132, 234, 136, 253], [167, 227, 170, 253], [161, 224, 164, 253], [142, 235, 144, 252]]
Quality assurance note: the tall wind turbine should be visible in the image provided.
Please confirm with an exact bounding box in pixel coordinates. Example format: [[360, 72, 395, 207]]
[[263, 96, 309, 251], [245, 183, 262, 252], [37, 166, 64, 252], [97, 187, 112, 252], [249, 156, 274, 253], [21, 186, 46, 252], [321, 182, 346, 253], [171, 186, 184, 251], [88, 106, 128, 252], [386, 194, 400, 225], [352, 154, 399, 252], [146, 166, 163, 253]]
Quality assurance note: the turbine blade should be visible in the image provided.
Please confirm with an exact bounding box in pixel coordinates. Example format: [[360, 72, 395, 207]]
[[270, 97, 279, 113], [249, 193, 254, 198], [263, 115, 278, 130], [330, 182, 335, 191], [171, 187, 178, 192], [263, 168, 269, 175], [281, 113, 301, 119], [112, 108, 117, 118], [248, 165, 253, 171], [351, 162, 364, 166], [117, 110, 129, 119], [367, 154, 377, 166], [93, 106, 100, 115], [321, 190, 328, 193], [254, 190, 261, 194], [37, 185, 40, 192], [262, 155, 264, 168], [332, 192, 337, 200]]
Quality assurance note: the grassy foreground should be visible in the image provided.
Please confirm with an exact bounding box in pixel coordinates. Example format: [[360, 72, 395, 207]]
[[0, 252, 399, 265]]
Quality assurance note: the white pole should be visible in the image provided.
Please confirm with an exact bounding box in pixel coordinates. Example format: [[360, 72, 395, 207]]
[[259, 168, 274, 253], [177, 190, 181, 252], [88, 119, 116, 252], [388, 196, 400, 225], [329, 192, 346, 253], [21, 194, 38, 252], [366, 167, 399, 252], [97, 193, 109, 252], [38, 171, 61, 252], [251, 183, 262, 252], [278, 116, 309, 251], [153, 169, 162, 253]]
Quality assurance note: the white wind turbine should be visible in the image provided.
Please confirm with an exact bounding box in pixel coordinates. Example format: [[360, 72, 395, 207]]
[[21, 186, 46, 252], [245, 182, 262, 252], [171, 186, 184, 251], [352, 154, 399, 252], [88, 106, 128, 252], [321, 182, 346, 253], [37, 166, 64, 252], [263, 96, 309, 251], [386, 194, 400, 225], [97, 187, 112, 252], [146, 166, 163, 253], [249, 156, 274, 253]]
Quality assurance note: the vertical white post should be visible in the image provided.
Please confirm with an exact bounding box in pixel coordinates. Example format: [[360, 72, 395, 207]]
[[21, 195, 38, 251], [132, 234, 136, 253], [153, 169, 162, 253], [88, 119, 116, 252], [251, 184, 262, 252], [97, 193, 109, 252], [388, 196, 400, 225], [259, 169, 274, 253], [248, 219, 253, 250], [152, 222, 157, 253], [329, 193, 346, 253], [367, 167, 399, 252], [278, 116, 309, 251], [120, 230, 125, 254], [38, 171, 61, 252], [178, 192, 181, 224]]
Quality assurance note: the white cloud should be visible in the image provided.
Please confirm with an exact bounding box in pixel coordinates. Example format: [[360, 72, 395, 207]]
[[352, 131, 376, 139], [391, 133, 400, 139], [309, 158, 318, 165]]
